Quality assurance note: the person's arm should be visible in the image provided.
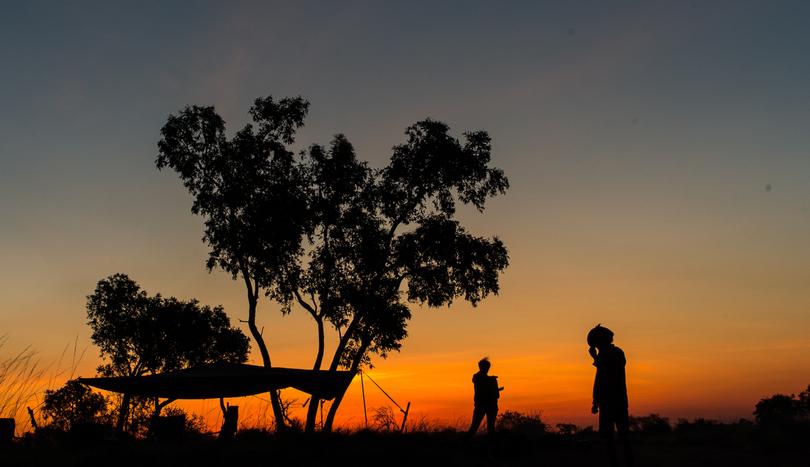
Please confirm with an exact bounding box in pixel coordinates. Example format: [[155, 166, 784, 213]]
[[491, 375, 504, 392], [489, 376, 501, 399], [589, 346, 598, 365]]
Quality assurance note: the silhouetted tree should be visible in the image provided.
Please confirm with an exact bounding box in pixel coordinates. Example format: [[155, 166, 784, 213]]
[[156, 95, 509, 432], [42, 380, 110, 432], [156, 97, 311, 430], [86, 273, 249, 433], [754, 386, 810, 428], [318, 120, 509, 431]]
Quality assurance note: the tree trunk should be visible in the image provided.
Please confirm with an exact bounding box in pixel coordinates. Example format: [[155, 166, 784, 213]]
[[328, 316, 360, 371], [313, 316, 325, 372], [116, 393, 131, 433], [305, 396, 320, 432], [245, 283, 287, 432], [323, 339, 369, 432], [305, 317, 326, 432], [320, 313, 364, 431]]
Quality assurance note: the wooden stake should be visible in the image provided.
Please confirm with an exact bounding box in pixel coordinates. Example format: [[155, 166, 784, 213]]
[[399, 401, 411, 433]]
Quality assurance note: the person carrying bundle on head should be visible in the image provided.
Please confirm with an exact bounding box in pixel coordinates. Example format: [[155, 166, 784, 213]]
[[588, 324, 633, 467]]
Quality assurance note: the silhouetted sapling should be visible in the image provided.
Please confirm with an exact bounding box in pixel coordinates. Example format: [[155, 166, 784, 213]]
[[86, 273, 249, 435], [42, 380, 110, 433]]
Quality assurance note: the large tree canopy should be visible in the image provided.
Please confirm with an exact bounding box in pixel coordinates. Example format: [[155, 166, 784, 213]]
[[156, 95, 509, 431]]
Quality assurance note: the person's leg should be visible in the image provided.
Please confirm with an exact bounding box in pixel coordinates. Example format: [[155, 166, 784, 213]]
[[484, 406, 498, 460], [600, 409, 619, 467], [485, 407, 497, 435], [466, 407, 485, 438], [616, 409, 633, 467]]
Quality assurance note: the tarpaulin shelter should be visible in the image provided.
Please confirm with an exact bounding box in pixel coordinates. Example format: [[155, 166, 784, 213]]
[[78, 363, 355, 400]]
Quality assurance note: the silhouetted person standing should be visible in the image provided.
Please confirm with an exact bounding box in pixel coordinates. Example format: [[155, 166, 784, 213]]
[[588, 325, 633, 467], [466, 357, 503, 438]]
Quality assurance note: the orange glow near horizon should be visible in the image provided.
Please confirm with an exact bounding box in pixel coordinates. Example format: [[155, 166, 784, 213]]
[[5, 235, 810, 435], [9, 323, 810, 435]]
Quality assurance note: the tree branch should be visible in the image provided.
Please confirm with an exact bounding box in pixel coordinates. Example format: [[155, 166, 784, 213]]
[[293, 289, 318, 319]]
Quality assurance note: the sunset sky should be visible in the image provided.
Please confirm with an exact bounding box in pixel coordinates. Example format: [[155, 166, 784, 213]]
[[2, 1, 810, 430]]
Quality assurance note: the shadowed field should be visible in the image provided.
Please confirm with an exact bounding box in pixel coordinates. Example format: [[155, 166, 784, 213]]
[[4, 429, 809, 467]]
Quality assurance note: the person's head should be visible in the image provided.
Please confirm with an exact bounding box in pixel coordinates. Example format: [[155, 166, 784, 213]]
[[478, 357, 491, 373], [587, 324, 614, 350]]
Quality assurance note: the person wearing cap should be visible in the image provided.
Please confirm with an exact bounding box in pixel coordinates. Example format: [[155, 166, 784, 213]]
[[588, 325, 633, 467]]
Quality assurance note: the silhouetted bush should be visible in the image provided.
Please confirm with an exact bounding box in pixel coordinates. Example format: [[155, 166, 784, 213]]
[[151, 414, 185, 442], [669, 417, 763, 449], [629, 413, 671, 434], [372, 406, 400, 432], [41, 380, 111, 432], [234, 427, 274, 441], [754, 385, 810, 428], [555, 422, 579, 436], [495, 410, 547, 435], [407, 415, 435, 433], [674, 417, 720, 433], [161, 406, 208, 437]]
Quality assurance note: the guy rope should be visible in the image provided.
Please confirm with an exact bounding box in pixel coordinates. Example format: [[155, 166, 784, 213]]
[[359, 369, 411, 433]]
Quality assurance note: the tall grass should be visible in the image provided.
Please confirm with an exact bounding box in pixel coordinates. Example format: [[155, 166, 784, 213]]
[[0, 334, 45, 431], [0, 335, 88, 435]]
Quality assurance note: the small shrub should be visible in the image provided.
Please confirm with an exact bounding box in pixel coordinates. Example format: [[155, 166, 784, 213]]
[[41, 380, 110, 432], [234, 427, 273, 441], [162, 406, 208, 436], [675, 417, 719, 433], [372, 406, 399, 432], [408, 415, 433, 433], [496, 410, 547, 435], [556, 422, 579, 436], [629, 413, 671, 434]]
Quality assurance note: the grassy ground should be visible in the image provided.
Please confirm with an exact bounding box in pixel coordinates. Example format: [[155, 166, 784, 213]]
[[3, 429, 809, 467]]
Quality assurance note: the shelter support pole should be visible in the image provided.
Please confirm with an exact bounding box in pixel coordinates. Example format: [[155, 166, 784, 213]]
[[399, 402, 410, 433], [320, 399, 325, 429], [360, 370, 368, 429]]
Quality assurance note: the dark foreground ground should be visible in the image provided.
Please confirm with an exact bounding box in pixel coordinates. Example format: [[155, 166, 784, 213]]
[[3, 429, 809, 467]]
